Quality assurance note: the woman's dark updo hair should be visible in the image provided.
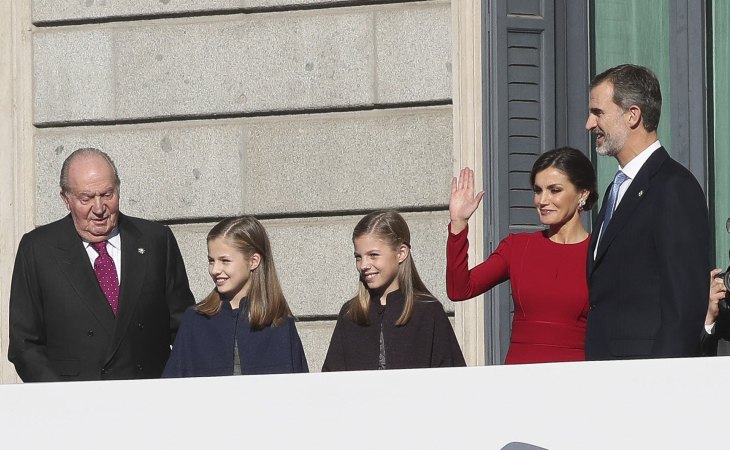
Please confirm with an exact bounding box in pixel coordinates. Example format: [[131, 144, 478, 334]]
[[529, 147, 598, 211]]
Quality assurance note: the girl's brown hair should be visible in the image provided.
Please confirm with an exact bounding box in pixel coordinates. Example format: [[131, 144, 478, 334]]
[[346, 210, 435, 326], [196, 216, 292, 329]]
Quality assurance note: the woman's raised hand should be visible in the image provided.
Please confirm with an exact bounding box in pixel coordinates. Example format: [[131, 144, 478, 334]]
[[449, 167, 485, 234]]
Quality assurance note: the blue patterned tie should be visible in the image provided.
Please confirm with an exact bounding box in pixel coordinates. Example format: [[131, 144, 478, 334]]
[[601, 170, 629, 237]]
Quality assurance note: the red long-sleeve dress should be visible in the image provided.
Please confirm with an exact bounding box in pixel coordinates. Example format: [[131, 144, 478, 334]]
[[446, 225, 590, 364]]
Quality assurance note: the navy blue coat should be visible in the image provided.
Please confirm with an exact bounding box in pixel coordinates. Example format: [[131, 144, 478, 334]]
[[162, 300, 308, 377]]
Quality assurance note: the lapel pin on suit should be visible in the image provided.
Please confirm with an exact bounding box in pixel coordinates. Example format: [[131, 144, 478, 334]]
[[638, 190, 644, 197], [138, 248, 146, 254]]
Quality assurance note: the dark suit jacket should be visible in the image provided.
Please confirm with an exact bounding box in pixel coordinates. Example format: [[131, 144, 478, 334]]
[[586, 147, 710, 360], [8, 213, 195, 381]]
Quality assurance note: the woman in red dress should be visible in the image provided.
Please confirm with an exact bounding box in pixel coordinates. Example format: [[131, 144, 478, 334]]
[[447, 147, 598, 363]]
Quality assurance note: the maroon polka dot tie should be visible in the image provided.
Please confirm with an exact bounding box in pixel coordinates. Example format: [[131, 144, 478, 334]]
[[91, 241, 119, 316]]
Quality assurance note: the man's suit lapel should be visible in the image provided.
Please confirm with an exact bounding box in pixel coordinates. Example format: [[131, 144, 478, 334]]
[[53, 215, 116, 335], [588, 183, 612, 274], [591, 148, 669, 270], [106, 215, 148, 360]]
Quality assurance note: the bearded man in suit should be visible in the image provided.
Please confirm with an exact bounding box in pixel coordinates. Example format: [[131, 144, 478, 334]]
[[585, 64, 710, 360], [9, 147, 195, 381]]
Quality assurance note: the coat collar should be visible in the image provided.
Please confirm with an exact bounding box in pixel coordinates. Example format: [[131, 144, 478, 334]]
[[220, 297, 249, 316], [370, 289, 405, 307]]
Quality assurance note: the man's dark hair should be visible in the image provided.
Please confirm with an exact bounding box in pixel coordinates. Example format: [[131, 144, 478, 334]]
[[590, 64, 662, 132]]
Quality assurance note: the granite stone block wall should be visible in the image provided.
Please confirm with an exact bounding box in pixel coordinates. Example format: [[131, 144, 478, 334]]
[[31, 0, 454, 372]]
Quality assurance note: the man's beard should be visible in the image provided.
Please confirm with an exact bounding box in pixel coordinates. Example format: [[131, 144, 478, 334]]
[[595, 128, 627, 157]]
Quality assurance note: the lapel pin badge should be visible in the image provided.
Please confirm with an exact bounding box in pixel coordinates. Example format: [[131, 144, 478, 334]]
[[138, 248, 146, 254], [638, 190, 644, 197]]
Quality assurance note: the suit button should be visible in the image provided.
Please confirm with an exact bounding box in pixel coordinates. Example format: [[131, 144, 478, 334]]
[[101, 368, 107, 375], [137, 322, 144, 329], [136, 364, 143, 371], [87, 330, 94, 337], [589, 304, 596, 311]]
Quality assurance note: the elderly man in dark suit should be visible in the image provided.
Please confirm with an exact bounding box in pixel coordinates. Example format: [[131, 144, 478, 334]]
[[9, 147, 195, 381], [585, 64, 710, 360]]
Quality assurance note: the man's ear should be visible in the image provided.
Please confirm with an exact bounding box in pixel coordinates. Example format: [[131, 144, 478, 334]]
[[60, 191, 71, 211], [627, 105, 642, 128], [396, 244, 409, 264], [249, 253, 262, 271]]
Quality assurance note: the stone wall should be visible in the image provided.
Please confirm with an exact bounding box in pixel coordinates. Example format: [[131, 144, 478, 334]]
[[30, 0, 454, 372]]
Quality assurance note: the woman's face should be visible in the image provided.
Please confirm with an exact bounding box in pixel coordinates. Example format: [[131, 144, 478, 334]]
[[353, 232, 407, 296], [207, 237, 257, 304], [533, 167, 587, 228]]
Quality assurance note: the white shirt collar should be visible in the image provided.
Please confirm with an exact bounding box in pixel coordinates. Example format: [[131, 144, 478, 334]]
[[618, 140, 661, 179], [83, 227, 121, 250]]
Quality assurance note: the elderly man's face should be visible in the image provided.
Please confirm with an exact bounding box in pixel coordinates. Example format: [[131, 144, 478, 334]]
[[61, 155, 120, 243]]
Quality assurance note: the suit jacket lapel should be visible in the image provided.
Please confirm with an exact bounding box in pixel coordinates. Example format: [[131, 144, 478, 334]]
[[592, 147, 669, 267], [106, 214, 148, 361], [53, 215, 116, 335], [588, 183, 612, 274]]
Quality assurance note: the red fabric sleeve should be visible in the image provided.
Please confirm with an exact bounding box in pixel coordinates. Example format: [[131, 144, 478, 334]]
[[446, 223, 510, 301]]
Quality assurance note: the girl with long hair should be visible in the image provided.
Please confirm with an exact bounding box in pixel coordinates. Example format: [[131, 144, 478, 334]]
[[322, 210, 465, 371], [163, 216, 308, 377]]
